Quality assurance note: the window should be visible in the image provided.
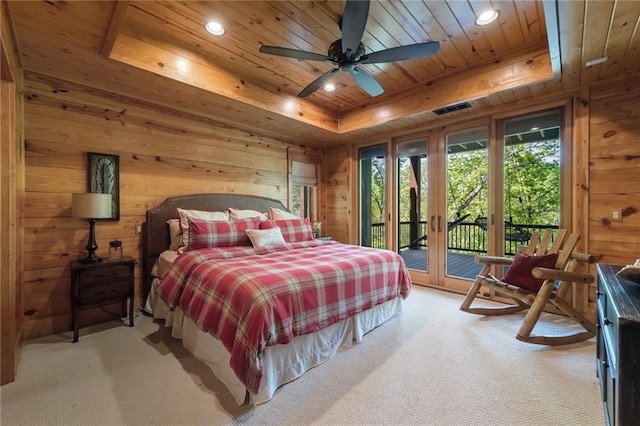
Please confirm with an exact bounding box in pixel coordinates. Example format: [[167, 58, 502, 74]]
[[359, 143, 387, 248], [290, 160, 317, 219]]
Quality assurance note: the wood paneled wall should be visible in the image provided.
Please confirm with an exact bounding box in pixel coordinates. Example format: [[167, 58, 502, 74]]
[[588, 76, 640, 266], [1, 0, 25, 385], [324, 74, 640, 322], [325, 144, 351, 243], [21, 74, 326, 340]]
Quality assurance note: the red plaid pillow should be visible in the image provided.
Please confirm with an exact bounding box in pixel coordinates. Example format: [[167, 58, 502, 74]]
[[260, 218, 314, 242], [187, 217, 260, 250]]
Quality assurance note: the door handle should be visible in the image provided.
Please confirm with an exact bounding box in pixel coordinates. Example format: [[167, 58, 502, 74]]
[[430, 215, 436, 232], [437, 216, 442, 232]]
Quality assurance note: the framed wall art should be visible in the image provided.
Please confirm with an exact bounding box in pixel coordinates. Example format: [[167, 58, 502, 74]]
[[87, 152, 120, 220]]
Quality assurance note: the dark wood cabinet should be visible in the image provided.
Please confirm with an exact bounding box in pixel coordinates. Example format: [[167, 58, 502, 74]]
[[596, 264, 640, 426], [70, 256, 135, 342]]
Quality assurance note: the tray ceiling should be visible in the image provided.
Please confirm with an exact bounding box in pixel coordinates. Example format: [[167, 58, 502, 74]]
[[6, 1, 640, 145]]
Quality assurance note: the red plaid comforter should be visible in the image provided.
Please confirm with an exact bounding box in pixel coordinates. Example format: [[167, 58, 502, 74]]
[[157, 240, 411, 394]]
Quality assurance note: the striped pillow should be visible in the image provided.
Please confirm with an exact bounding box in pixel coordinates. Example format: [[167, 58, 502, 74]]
[[260, 218, 314, 243], [186, 217, 260, 250], [177, 208, 229, 249]]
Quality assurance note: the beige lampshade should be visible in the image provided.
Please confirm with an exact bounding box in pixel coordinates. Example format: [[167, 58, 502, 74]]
[[72, 193, 112, 219]]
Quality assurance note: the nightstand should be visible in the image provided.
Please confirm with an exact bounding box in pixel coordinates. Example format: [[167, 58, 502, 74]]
[[70, 255, 135, 342]]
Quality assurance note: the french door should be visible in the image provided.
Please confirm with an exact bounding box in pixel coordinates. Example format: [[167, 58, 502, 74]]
[[360, 107, 566, 291], [437, 109, 565, 291], [389, 127, 491, 288], [394, 136, 435, 284]]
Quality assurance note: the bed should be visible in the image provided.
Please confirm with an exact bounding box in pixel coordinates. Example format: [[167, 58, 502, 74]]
[[143, 193, 411, 405]]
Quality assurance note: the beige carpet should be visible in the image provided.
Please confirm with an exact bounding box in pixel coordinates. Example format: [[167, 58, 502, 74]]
[[1, 286, 604, 426]]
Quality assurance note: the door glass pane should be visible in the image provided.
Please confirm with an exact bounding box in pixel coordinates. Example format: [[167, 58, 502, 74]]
[[446, 128, 488, 279], [396, 139, 428, 271], [503, 109, 561, 254], [359, 144, 386, 248]]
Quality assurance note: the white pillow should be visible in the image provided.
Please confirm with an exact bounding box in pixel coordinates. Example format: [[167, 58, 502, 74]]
[[269, 206, 299, 220], [177, 208, 229, 248], [228, 207, 268, 221], [246, 227, 286, 248]]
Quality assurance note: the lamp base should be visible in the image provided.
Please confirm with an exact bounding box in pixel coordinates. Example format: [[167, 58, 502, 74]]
[[80, 218, 102, 264], [78, 254, 103, 264]]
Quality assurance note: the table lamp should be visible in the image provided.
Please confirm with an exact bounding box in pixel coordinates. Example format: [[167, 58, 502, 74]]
[[72, 193, 112, 263]]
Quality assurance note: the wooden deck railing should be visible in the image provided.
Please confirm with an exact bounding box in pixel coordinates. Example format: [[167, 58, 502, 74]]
[[369, 221, 558, 255]]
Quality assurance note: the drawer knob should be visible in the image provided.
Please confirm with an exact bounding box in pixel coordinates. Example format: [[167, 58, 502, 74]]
[[601, 360, 608, 369], [102, 289, 117, 294]]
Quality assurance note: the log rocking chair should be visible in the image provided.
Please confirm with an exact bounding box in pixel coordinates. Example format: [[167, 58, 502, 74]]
[[459, 229, 597, 345]]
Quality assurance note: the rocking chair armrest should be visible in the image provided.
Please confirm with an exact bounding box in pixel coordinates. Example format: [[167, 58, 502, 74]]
[[474, 255, 513, 266], [531, 267, 595, 284], [569, 251, 597, 264]]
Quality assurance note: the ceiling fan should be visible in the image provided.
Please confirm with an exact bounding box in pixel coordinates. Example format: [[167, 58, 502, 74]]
[[258, 0, 440, 98]]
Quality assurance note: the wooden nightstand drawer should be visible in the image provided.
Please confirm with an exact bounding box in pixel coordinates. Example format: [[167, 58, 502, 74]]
[[70, 256, 135, 342], [78, 264, 132, 287], [79, 281, 130, 304]]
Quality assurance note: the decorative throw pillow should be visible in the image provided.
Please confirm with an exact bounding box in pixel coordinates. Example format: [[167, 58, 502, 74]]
[[177, 208, 229, 248], [269, 206, 299, 220], [186, 217, 260, 250], [167, 218, 181, 251], [502, 252, 559, 292], [260, 218, 314, 243], [228, 207, 269, 221], [246, 227, 287, 248]]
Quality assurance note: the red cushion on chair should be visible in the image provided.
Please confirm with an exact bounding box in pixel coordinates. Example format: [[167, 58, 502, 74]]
[[502, 252, 559, 292]]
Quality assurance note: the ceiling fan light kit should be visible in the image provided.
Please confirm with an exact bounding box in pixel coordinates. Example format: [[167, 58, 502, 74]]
[[323, 83, 337, 92], [258, 0, 440, 98]]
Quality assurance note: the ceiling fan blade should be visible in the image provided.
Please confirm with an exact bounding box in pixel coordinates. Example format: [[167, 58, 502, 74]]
[[298, 68, 339, 97], [349, 66, 384, 97], [341, 0, 370, 59], [358, 42, 441, 64], [259, 45, 329, 62]]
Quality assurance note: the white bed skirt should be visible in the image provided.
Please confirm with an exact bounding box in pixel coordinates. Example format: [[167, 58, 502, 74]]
[[146, 281, 403, 405]]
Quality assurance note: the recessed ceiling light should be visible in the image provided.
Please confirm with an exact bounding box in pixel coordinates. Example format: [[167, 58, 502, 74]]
[[205, 21, 225, 36], [284, 100, 296, 112], [176, 58, 190, 73], [323, 83, 336, 92], [475, 9, 500, 26]]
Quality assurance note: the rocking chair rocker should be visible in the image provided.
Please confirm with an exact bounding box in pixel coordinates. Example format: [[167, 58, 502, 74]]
[[460, 229, 597, 345]]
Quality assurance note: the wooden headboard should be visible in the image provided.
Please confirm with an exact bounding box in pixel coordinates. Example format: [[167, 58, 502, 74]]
[[143, 193, 288, 298]]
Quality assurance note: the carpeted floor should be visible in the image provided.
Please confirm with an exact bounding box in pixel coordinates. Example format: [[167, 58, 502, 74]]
[[1, 286, 604, 426]]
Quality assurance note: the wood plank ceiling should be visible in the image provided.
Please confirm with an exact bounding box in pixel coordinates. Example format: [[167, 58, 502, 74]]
[[6, 1, 640, 146]]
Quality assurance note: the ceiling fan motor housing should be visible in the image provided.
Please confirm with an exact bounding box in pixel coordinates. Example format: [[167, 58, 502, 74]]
[[258, 0, 439, 97], [328, 39, 366, 63]]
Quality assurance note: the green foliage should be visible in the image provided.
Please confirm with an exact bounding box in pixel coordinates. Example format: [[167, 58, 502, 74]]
[[503, 141, 560, 225], [397, 157, 428, 222], [364, 137, 560, 251], [368, 158, 386, 223], [447, 150, 488, 222], [391, 139, 560, 226]]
